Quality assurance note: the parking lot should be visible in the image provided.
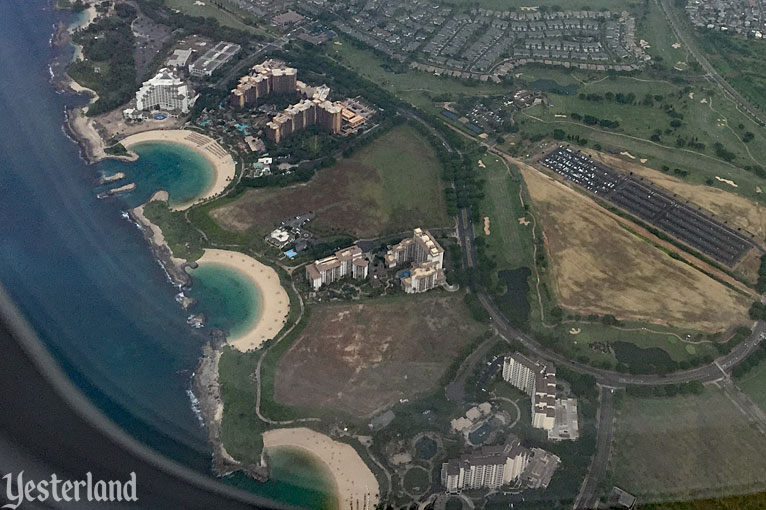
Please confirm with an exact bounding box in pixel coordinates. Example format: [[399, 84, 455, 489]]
[[540, 147, 754, 266]]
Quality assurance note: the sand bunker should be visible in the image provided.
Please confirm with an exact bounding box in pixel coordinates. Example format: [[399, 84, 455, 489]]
[[640, 158, 648, 164], [569, 328, 581, 335], [484, 216, 491, 235], [478, 160, 486, 168], [715, 176, 738, 187], [620, 151, 636, 159], [518, 217, 530, 226]]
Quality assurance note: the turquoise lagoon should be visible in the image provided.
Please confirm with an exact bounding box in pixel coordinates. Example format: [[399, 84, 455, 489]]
[[101, 141, 215, 209]]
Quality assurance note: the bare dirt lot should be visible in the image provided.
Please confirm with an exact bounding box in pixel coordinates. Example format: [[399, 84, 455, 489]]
[[210, 125, 451, 238], [274, 296, 485, 417], [519, 164, 751, 332]]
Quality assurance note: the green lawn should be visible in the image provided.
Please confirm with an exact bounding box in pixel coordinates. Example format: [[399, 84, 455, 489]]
[[611, 388, 766, 502], [477, 156, 535, 273], [326, 37, 507, 109], [544, 320, 718, 365], [737, 361, 766, 413], [636, 0, 688, 66], [164, 0, 267, 35], [353, 124, 452, 233]]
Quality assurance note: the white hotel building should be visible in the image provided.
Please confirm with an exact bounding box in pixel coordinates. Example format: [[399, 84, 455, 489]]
[[441, 436, 530, 493], [135, 68, 194, 114]]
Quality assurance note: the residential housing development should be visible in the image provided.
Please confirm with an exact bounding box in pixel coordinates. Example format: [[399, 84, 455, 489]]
[[306, 245, 369, 291], [503, 353, 579, 439], [135, 68, 194, 114], [385, 228, 445, 293]]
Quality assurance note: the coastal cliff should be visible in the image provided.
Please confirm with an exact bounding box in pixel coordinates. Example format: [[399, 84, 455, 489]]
[[193, 343, 269, 481]]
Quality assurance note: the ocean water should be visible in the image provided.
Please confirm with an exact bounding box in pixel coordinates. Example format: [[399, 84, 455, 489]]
[[101, 141, 215, 209], [0, 1, 332, 507], [227, 447, 338, 510], [188, 263, 260, 340]]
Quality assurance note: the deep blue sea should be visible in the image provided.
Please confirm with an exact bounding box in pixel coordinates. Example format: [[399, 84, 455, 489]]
[[0, 1, 212, 470], [0, 2, 334, 507]]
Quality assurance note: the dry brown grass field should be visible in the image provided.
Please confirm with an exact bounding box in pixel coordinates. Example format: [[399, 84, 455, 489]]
[[273, 296, 485, 417], [584, 150, 766, 282], [586, 150, 766, 244], [519, 163, 750, 332], [209, 125, 451, 238]]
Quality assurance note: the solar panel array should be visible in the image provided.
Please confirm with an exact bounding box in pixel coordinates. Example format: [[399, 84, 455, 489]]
[[539, 147, 753, 266]]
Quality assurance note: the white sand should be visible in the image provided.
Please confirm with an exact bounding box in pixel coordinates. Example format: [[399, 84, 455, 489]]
[[263, 428, 380, 510], [715, 176, 738, 187], [120, 130, 236, 210], [194, 249, 289, 351]]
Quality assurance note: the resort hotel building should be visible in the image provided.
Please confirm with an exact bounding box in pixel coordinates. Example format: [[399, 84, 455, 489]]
[[441, 435, 530, 493], [503, 353, 557, 431], [230, 61, 298, 108], [306, 245, 369, 291], [135, 68, 194, 114], [385, 228, 445, 293], [265, 99, 343, 143]]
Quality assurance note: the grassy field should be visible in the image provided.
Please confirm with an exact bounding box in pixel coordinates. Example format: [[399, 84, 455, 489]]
[[210, 124, 452, 238], [477, 155, 536, 276], [638, 493, 766, 510], [635, 0, 689, 66], [542, 320, 720, 368], [518, 162, 751, 332], [164, 0, 265, 35], [737, 361, 766, 413], [326, 37, 507, 109], [611, 388, 766, 502], [273, 295, 486, 417], [516, 77, 766, 193]]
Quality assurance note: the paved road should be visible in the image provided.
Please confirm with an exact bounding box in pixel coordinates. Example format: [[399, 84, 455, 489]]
[[657, 0, 766, 125], [716, 378, 766, 436], [214, 24, 310, 90], [574, 387, 616, 509], [403, 108, 766, 388]]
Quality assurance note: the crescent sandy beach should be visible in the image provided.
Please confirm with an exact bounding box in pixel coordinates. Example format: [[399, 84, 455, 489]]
[[263, 428, 380, 510], [195, 249, 290, 351], [120, 130, 236, 210]]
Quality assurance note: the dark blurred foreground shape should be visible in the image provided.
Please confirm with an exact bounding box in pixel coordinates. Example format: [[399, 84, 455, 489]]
[[0, 285, 288, 510]]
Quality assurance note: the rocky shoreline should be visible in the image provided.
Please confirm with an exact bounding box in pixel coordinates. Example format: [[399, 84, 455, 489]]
[[192, 343, 269, 481], [52, 8, 269, 485]]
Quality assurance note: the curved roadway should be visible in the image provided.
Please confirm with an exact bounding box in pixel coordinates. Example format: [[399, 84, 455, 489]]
[[447, 128, 765, 388], [657, 0, 766, 126]]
